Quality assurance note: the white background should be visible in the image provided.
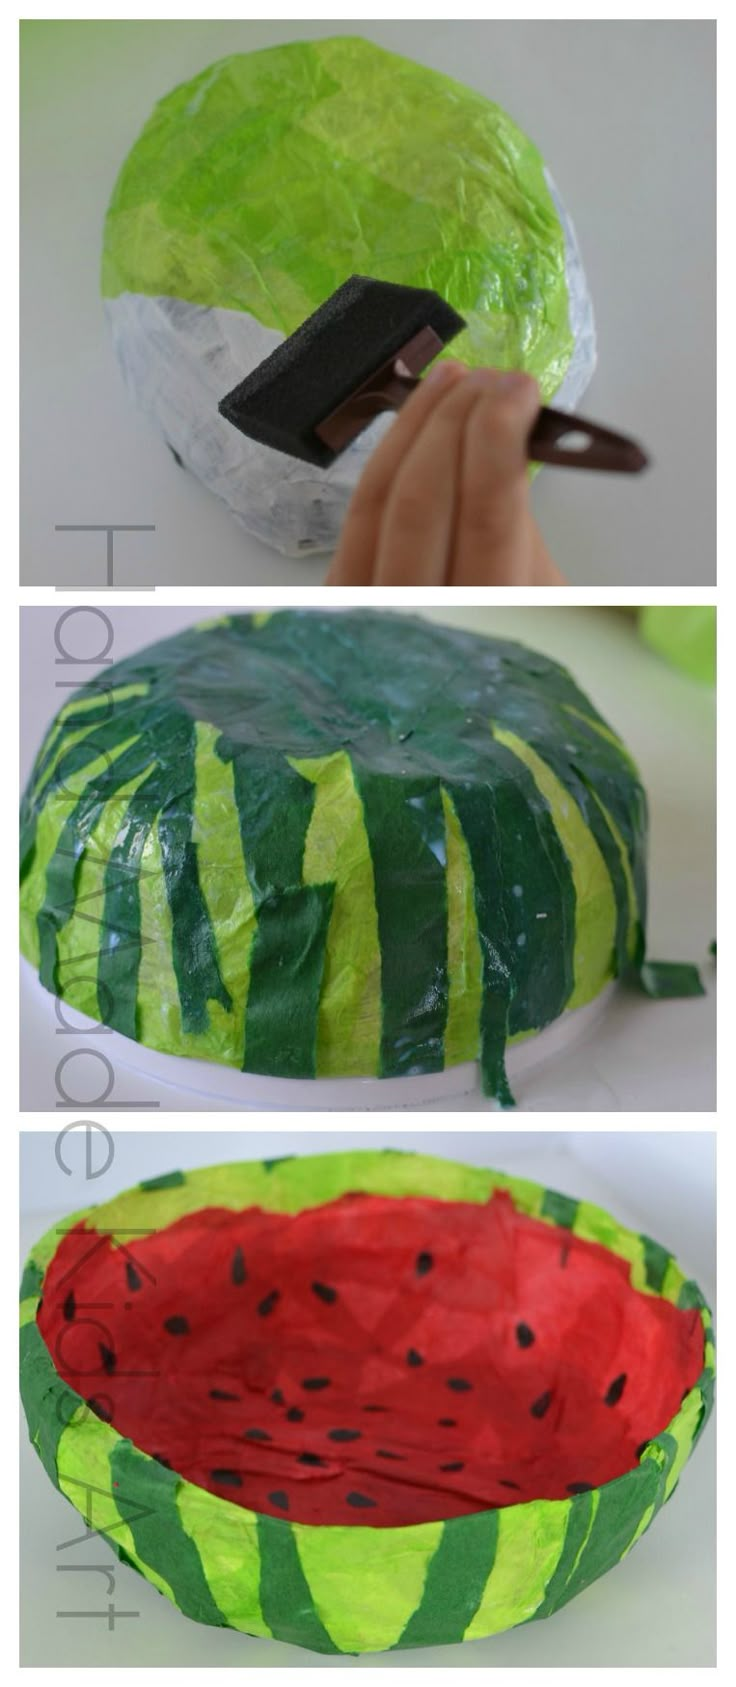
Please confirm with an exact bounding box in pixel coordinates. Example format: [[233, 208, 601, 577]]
[[19, 1128, 715, 1668], [20, 17, 715, 589], [20, 605, 716, 1111]]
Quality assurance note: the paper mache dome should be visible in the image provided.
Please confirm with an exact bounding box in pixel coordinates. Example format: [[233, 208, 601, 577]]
[[101, 37, 597, 555]]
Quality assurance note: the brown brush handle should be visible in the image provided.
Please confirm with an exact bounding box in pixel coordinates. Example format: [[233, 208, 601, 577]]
[[316, 339, 649, 473], [528, 407, 649, 473]]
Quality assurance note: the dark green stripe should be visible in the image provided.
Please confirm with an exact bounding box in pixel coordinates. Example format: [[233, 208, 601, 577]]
[[227, 747, 334, 1078], [246, 881, 335, 1077], [394, 1511, 499, 1650], [140, 1169, 186, 1192], [555, 1458, 667, 1609], [531, 1490, 595, 1620], [20, 1259, 43, 1300], [474, 739, 576, 1036], [541, 1188, 579, 1229], [640, 1233, 672, 1293], [694, 1369, 715, 1442], [109, 1441, 225, 1626], [19, 1321, 81, 1487], [355, 769, 448, 1079], [444, 783, 514, 1103], [638, 960, 705, 999], [678, 1279, 708, 1311], [256, 1514, 339, 1653], [36, 736, 156, 994]]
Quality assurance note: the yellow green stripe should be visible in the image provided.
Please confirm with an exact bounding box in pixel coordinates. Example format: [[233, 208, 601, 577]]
[[464, 1499, 570, 1638], [176, 1482, 271, 1636], [441, 787, 483, 1065], [292, 751, 381, 1078], [593, 791, 639, 961], [294, 1518, 443, 1653]]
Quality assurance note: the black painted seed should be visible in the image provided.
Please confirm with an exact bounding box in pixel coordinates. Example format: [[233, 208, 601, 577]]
[[244, 1428, 271, 1442], [299, 1452, 327, 1467], [231, 1247, 247, 1286], [604, 1373, 627, 1407], [99, 1342, 116, 1375], [498, 1479, 521, 1490], [516, 1322, 535, 1348], [152, 1453, 172, 1468], [347, 1491, 376, 1508], [362, 1404, 388, 1413], [270, 1389, 285, 1406], [87, 1397, 112, 1422], [311, 1281, 338, 1305], [164, 1315, 189, 1335], [269, 1490, 289, 1511], [62, 1290, 75, 1321], [415, 1251, 434, 1276], [560, 1244, 570, 1268], [530, 1390, 553, 1419], [567, 1482, 592, 1494], [286, 1407, 305, 1423], [438, 1418, 457, 1428], [211, 1469, 242, 1487], [406, 1348, 424, 1367], [376, 1449, 405, 1461], [440, 1461, 465, 1472], [328, 1429, 361, 1443], [636, 1441, 650, 1460], [125, 1261, 142, 1292], [258, 1290, 280, 1318], [210, 1388, 239, 1402], [302, 1377, 330, 1391], [447, 1378, 472, 1393]]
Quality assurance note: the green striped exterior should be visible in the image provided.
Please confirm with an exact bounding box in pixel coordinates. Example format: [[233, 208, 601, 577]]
[[20, 1150, 715, 1656], [101, 37, 574, 401], [19, 611, 671, 1103]]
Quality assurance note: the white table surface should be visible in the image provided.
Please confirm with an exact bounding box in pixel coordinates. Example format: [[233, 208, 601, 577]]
[[19, 605, 716, 1112], [21, 18, 715, 588], [19, 1129, 716, 1667]]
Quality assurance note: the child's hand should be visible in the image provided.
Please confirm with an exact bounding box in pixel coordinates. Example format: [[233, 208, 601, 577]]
[[326, 362, 565, 587]]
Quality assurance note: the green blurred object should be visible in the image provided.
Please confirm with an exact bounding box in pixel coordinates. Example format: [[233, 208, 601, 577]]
[[639, 608, 716, 686]]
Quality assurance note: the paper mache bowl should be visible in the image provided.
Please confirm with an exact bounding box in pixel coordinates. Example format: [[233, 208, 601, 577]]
[[20, 1150, 714, 1655], [101, 35, 597, 555], [19, 611, 703, 1107]]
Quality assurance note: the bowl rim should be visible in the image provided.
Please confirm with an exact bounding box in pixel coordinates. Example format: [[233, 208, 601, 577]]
[[20, 1147, 715, 1539]]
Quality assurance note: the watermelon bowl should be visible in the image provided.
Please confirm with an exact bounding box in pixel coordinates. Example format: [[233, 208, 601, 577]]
[[19, 610, 705, 1112], [20, 1150, 714, 1656]]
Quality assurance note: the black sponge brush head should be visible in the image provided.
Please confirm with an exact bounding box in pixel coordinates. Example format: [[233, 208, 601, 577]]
[[218, 275, 466, 467]]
